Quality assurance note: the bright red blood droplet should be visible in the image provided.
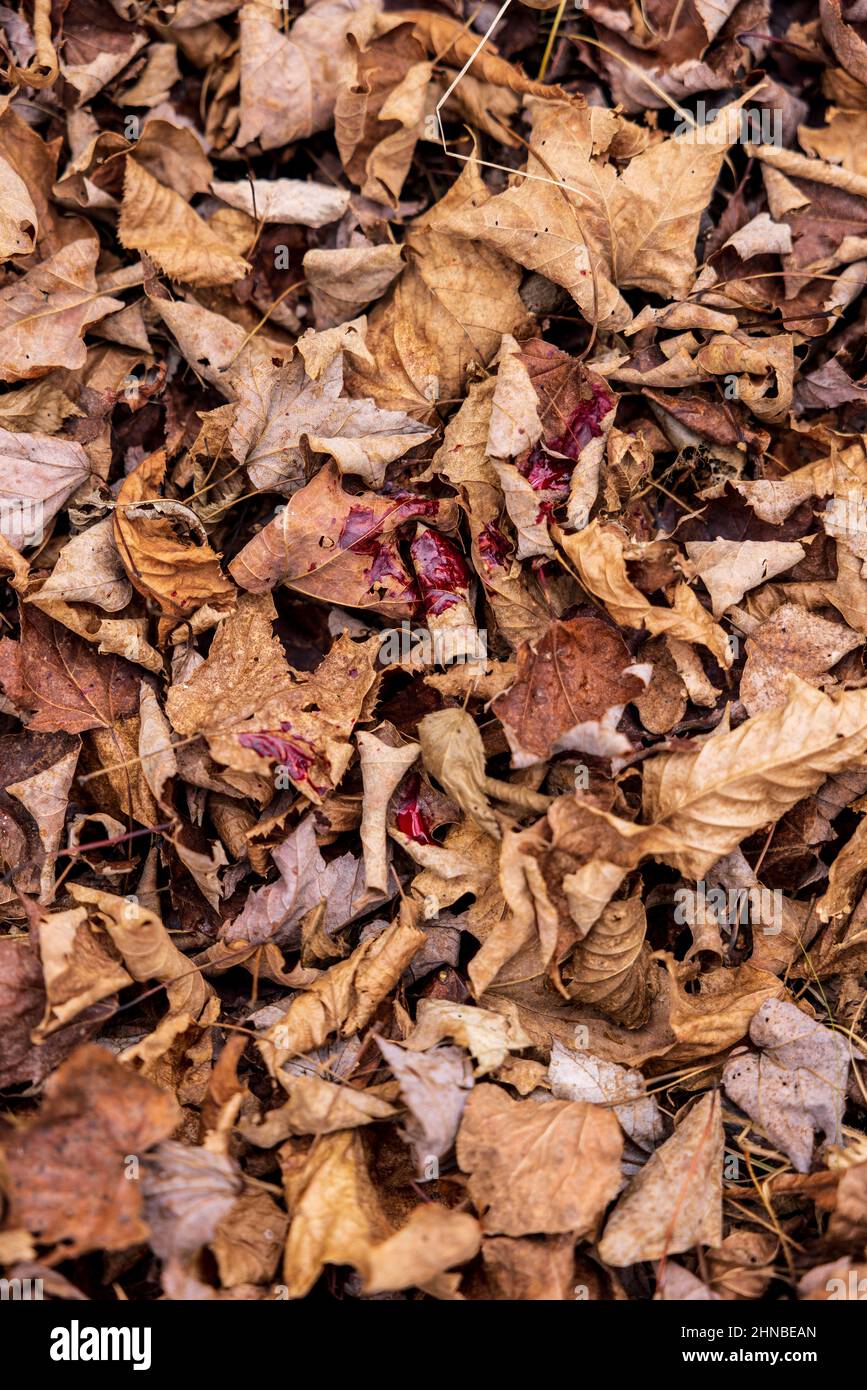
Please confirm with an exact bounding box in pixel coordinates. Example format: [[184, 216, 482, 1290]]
[[394, 772, 435, 844], [410, 529, 470, 615]]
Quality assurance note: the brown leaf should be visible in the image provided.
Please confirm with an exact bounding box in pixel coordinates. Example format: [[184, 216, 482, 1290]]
[[492, 616, 645, 766], [456, 1083, 623, 1236], [118, 159, 250, 288], [2, 1045, 180, 1256], [0, 239, 122, 382], [229, 463, 457, 615], [598, 1092, 724, 1265], [0, 603, 141, 734]]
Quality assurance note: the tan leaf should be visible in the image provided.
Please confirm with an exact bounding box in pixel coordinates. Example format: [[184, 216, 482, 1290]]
[[598, 1092, 724, 1265], [456, 1083, 623, 1236], [723, 998, 853, 1172], [239, 1075, 397, 1144], [237, 0, 360, 150], [166, 592, 380, 799], [70, 884, 214, 1022], [118, 159, 250, 287], [35, 905, 132, 1037], [0, 153, 37, 259], [363, 1204, 481, 1295], [444, 102, 745, 328], [228, 346, 432, 491], [344, 157, 531, 417], [686, 539, 806, 618], [403, 999, 531, 1078], [37, 516, 131, 611], [0, 239, 122, 382], [304, 244, 405, 330], [258, 913, 425, 1080], [211, 177, 350, 226], [357, 727, 420, 893], [375, 1037, 472, 1168], [558, 521, 732, 668]]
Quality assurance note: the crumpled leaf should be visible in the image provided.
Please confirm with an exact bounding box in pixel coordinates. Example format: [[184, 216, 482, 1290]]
[[113, 449, 235, 623], [258, 912, 425, 1080], [119, 159, 250, 287], [1, 1045, 180, 1257], [403, 999, 531, 1078]]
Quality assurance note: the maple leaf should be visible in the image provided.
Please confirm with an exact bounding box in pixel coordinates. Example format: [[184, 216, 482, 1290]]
[[0, 603, 140, 734]]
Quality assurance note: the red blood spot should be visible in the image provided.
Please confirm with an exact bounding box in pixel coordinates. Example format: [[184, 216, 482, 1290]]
[[550, 380, 613, 455], [338, 506, 379, 553], [518, 444, 573, 494], [238, 725, 324, 791], [410, 529, 470, 615], [395, 772, 434, 844], [517, 381, 614, 494], [477, 521, 513, 569]]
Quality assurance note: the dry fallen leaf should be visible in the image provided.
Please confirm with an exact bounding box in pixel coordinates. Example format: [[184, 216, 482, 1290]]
[[2, 0, 866, 1314], [456, 1083, 623, 1236], [598, 1092, 724, 1266]]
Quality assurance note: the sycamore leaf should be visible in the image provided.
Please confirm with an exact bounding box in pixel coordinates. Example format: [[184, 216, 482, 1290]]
[[443, 102, 744, 328]]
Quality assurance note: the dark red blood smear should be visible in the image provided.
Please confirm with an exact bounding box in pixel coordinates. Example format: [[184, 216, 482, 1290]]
[[338, 503, 424, 607], [518, 382, 614, 494], [477, 522, 513, 569], [410, 529, 470, 615], [549, 380, 613, 456], [238, 726, 321, 789], [338, 506, 380, 553], [519, 445, 572, 493], [395, 772, 435, 844]]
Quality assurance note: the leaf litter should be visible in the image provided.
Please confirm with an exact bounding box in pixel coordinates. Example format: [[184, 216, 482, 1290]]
[[2, 0, 867, 1306]]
